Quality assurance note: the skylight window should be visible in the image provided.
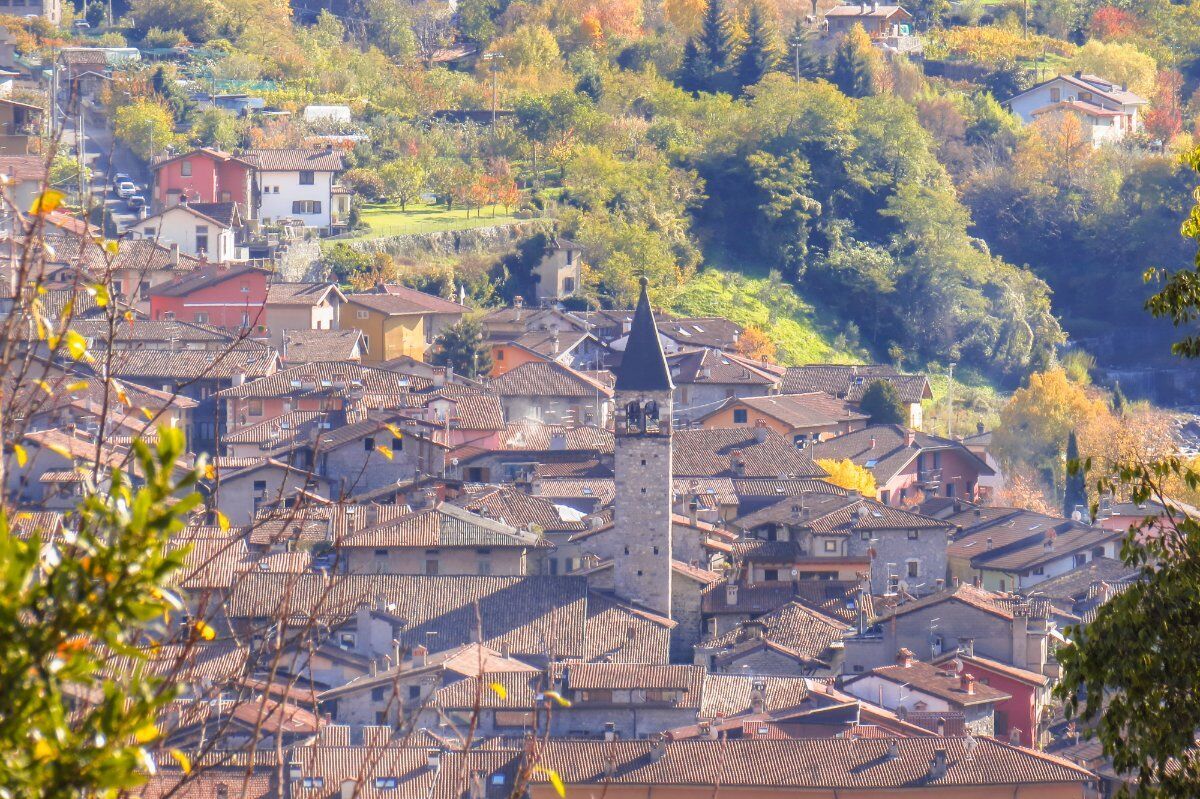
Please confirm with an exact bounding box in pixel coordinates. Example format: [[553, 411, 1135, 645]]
[[865, 459, 878, 468]]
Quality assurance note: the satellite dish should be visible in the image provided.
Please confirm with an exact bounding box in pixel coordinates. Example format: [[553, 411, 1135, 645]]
[[950, 657, 964, 674], [898, 580, 909, 593]]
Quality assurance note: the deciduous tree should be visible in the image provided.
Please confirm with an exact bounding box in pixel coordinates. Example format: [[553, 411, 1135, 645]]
[[816, 458, 878, 496], [859, 379, 906, 425]]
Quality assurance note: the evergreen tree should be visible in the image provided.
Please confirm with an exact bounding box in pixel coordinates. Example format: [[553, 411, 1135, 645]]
[[831, 23, 877, 98], [736, 4, 778, 90], [430, 317, 493, 379], [859, 380, 906, 425], [700, 0, 734, 69], [1063, 430, 1087, 519], [787, 19, 821, 80], [679, 37, 713, 93]]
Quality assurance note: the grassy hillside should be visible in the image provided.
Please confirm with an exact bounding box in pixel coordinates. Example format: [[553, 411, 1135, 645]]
[[668, 268, 864, 366]]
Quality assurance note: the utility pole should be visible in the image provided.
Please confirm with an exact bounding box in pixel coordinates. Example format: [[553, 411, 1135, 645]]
[[946, 361, 956, 438], [481, 52, 504, 131], [790, 36, 802, 83]]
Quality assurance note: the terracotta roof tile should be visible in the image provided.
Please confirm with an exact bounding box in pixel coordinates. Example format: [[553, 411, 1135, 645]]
[[488, 360, 613, 399], [672, 428, 826, 479], [243, 147, 346, 172]]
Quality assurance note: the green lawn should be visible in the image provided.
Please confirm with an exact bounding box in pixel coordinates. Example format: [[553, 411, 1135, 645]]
[[344, 201, 520, 240]]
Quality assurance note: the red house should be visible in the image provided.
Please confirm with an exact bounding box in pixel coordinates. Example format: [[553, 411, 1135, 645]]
[[934, 649, 1052, 749], [149, 263, 271, 330], [152, 148, 256, 219]]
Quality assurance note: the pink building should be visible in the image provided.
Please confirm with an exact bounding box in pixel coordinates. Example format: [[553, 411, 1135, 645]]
[[152, 148, 256, 219], [149, 263, 271, 330]]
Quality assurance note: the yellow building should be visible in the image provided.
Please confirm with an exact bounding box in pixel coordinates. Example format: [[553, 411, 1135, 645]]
[[342, 294, 430, 363]]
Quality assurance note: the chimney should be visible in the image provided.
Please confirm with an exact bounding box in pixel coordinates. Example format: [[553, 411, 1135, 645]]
[[393, 639, 402, 671], [1074, 70, 1083, 78], [935, 717, 946, 736], [961, 673, 975, 695], [1010, 728, 1023, 745], [370, 659, 378, 677], [951, 576, 959, 588], [725, 582, 739, 605], [1044, 529, 1056, 551], [514, 296, 524, 309], [750, 680, 766, 714], [985, 537, 993, 550], [896, 648, 914, 668], [500, 641, 510, 659], [869, 437, 876, 450], [414, 643, 428, 666], [929, 748, 948, 781], [905, 429, 916, 447], [432, 367, 447, 388], [170, 242, 180, 266], [754, 418, 769, 443], [551, 329, 560, 356], [976, 421, 984, 435], [972, 575, 981, 588], [604, 722, 617, 742], [649, 735, 667, 762], [886, 739, 900, 760], [730, 449, 746, 476], [426, 748, 442, 771]]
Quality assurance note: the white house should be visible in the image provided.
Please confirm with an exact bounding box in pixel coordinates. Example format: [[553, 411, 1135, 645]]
[[244, 147, 345, 230], [126, 202, 240, 262], [1004, 72, 1147, 145]]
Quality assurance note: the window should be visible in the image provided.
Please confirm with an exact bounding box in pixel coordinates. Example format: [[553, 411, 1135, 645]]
[[1050, 87, 1061, 102], [823, 540, 838, 552], [252, 480, 267, 493], [193, 312, 208, 324], [425, 559, 439, 575], [392, 437, 403, 451], [139, 281, 150, 300], [375, 778, 398, 790], [292, 200, 322, 215], [907, 529, 919, 540], [732, 408, 748, 424], [880, 490, 890, 505], [1074, 553, 1087, 567], [241, 312, 251, 328], [374, 549, 388, 558], [566, 249, 575, 265], [763, 569, 779, 581], [195, 226, 208, 255], [563, 277, 575, 293], [408, 685, 421, 699], [180, 160, 192, 176], [361, 334, 369, 353], [907, 560, 920, 578], [216, 786, 228, 799], [372, 686, 387, 701], [496, 350, 504, 361], [375, 711, 387, 724], [112, 280, 123, 296], [357, 309, 369, 319], [477, 560, 492, 575], [142, 227, 156, 238], [1032, 566, 1045, 575], [299, 170, 315, 185], [861, 530, 871, 541], [302, 778, 324, 789], [248, 399, 263, 416], [364, 437, 375, 451]]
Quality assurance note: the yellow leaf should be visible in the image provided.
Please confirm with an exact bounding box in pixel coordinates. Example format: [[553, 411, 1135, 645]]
[[489, 681, 508, 699], [216, 511, 229, 532], [104, 240, 120, 256], [123, 310, 135, 322], [534, 767, 566, 798], [385, 423, 404, 439], [194, 620, 216, 640], [140, 407, 155, 421], [65, 330, 90, 361], [545, 690, 572, 707], [45, 442, 73, 460], [65, 380, 89, 392], [169, 749, 192, 774], [29, 189, 65, 215], [33, 738, 53, 761], [35, 379, 52, 395], [12, 443, 26, 467], [203, 463, 216, 480], [88, 283, 109, 307], [133, 723, 159, 744], [375, 445, 394, 461]]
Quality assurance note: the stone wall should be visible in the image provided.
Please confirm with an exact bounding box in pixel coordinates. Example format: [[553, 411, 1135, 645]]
[[341, 219, 555, 261]]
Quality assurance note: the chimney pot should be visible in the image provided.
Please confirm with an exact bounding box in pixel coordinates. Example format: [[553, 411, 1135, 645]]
[[427, 748, 442, 771], [961, 673, 975, 695]]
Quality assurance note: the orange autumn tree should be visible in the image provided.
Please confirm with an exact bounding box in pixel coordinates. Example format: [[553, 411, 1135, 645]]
[[734, 325, 778, 363]]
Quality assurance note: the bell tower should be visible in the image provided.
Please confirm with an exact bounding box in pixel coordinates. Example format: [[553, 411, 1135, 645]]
[[613, 277, 674, 616]]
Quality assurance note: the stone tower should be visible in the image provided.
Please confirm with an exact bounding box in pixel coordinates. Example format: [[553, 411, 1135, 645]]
[[613, 277, 674, 616]]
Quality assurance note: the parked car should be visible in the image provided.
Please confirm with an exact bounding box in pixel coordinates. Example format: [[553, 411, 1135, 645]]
[[115, 181, 137, 199], [111, 172, 130, 189], [72, 19, 90, 29], [126, 195, 146, 211]]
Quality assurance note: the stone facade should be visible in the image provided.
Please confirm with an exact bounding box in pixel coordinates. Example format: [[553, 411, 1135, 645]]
[[613, 387, 674, 617], [845, 525, 949, 596]]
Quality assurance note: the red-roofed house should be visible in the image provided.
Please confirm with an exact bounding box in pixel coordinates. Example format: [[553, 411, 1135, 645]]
[[151, 148, 256, 218], [149, 263, 271, 329]]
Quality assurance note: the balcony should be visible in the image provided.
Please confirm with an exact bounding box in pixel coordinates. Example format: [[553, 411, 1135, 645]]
[[917, 468, 942, 487]]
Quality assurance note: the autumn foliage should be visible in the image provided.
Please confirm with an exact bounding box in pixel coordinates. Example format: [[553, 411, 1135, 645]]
[[1089, 6, 1140, 41]]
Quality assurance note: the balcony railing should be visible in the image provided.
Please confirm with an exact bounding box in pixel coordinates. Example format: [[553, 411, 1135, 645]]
[[917, 468, 942, 486]]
